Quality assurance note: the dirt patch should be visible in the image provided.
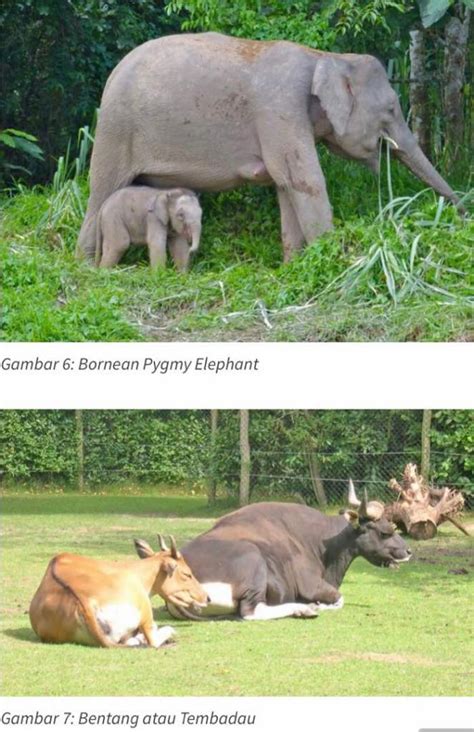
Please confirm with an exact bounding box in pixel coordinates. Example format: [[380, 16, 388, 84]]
[[310, 651, 458, 668]]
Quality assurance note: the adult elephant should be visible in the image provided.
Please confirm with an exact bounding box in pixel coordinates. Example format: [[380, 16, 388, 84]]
[[78, 32, 460, 262]]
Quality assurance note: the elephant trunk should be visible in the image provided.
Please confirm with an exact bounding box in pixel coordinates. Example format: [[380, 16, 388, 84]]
[[393, 128, 462, 210], [189, 222, 202, 253]]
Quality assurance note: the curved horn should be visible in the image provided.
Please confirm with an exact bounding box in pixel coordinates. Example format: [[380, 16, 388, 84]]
[[169, 535, 181, 559], [348, 479, 361, 508], [157, 534, 169, 552], [358, 487, 369, 518]]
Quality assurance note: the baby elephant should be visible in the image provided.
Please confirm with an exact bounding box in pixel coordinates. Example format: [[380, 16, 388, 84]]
[[95, 186, 202, 271]]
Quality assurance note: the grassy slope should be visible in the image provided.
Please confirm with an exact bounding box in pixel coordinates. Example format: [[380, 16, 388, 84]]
[[1, 153, 472, 342], [1, 494, 472, 696]]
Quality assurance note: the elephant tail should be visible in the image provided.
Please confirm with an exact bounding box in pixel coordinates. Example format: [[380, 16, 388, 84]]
[[94, 208, 103, 267]]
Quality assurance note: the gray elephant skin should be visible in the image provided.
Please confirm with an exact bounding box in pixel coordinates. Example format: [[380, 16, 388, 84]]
[[78, 32, 460, 263], [95, 186, 202, 271]]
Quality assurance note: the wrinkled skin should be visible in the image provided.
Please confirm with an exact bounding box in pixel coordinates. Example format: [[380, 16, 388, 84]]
[[79, 33, 460, 263], [95, 186, 202, 271]]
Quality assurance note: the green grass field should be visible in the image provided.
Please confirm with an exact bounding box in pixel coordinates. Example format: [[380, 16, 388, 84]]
[[1, 494, 472, 696], [1, 150, 472, 342]]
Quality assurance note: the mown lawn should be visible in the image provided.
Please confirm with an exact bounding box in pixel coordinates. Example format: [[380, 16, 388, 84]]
[[1, 152, 472, 342], [1, 493, 472, 696]]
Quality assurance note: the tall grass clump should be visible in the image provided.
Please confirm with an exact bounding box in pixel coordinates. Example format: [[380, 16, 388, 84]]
[[36, 117, 95, 238]]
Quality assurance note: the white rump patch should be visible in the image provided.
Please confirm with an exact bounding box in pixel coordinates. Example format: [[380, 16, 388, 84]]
[[200, 582, 237, 616], [96, 603, 141, 644]]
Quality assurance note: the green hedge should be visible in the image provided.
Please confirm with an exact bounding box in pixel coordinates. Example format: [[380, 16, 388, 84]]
[[1, 411, 472, 500]]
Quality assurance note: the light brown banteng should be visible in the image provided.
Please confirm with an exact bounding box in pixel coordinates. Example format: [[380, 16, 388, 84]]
[[29, 535, 207, 648]]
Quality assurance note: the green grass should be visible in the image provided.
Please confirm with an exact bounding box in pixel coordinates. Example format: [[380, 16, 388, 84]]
[[1, 151, 472, 342], [1, 494, 473, 696]]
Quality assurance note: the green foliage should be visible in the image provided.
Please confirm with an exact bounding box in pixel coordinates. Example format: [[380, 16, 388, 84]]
[[431, 411, 474, 493], [166, 0, 409, 49], [0, 129, 44, 180], [1, 411, 472, 502], [0, 0, 178, 182]]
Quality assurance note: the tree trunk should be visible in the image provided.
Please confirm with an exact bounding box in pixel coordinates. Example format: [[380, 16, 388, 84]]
[[76, 410, 84, 491], [306, 447, 327, 509], [409, 27, 431, 154], [420, 409, 432, 481], [239, 410, 251, 507], [207, 409, 218, 505], [443, 3, 471, 162]]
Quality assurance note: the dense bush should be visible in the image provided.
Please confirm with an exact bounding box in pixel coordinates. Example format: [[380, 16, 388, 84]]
[[1, 410, 472, 501], [0, 0, 179, 183]]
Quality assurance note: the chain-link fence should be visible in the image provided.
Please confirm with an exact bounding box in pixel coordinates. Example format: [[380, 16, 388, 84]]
[[208, 448, 473, 507], [1, 410, 472, 508]]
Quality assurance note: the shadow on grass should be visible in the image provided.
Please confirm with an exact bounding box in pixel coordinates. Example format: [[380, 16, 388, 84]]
[[1, 494, 236, 518], [3, 627, 38, 643]]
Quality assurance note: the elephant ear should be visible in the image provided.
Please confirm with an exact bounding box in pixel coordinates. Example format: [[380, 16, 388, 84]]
[[311, 57, 355, 138], [152, 192, 170, 227]]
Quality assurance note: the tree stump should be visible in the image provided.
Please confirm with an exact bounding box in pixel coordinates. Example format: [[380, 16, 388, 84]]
[[384, 464, 465, 540]]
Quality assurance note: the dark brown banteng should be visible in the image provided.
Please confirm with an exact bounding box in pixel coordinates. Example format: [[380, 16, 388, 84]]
[[137, 490, 411, 621]]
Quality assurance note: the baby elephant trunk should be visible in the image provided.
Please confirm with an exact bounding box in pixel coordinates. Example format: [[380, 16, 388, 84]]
[[189, 221, 202, 253]]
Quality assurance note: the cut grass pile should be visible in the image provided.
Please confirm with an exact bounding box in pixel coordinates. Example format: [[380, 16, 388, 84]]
[[1, 493, 472, 696], [1, 150, 472, 342]]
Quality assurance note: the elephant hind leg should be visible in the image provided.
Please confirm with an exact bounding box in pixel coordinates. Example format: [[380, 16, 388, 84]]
[[77, 164, 136, 261], [99, 227, 130, 268]]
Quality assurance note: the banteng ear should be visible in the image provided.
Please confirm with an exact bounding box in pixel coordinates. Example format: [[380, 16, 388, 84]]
[[163, 560, 177, 577], [134, 538, 155, 558], [311, 57, 355, 138], [341, 509, 359, 524]]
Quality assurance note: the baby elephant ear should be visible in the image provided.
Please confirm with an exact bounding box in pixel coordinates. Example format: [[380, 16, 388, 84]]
[[153, 192, 170, 226], [311, 57, 354, 138]]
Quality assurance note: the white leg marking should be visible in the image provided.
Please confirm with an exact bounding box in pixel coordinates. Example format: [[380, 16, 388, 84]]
[[243, 602, 320, 621], [199, 582, 237, 616], [151, 625, 176, 648], [316, 596, 344, 611], [125, 633, 147, 647]]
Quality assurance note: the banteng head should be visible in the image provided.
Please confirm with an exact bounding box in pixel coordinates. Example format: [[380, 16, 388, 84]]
[[134, 534, 208, 610], [343, 480, 412, 569]]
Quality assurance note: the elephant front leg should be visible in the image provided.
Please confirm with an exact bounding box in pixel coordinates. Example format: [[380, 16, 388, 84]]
[[277, 188, 305, 263], [260, 123, 333, 250], [147, 225, 168, 269], [168, 234, 191, 273]]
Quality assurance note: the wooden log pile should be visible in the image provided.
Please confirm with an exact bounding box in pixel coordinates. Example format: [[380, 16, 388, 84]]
[[384, 463, 467, 540]]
